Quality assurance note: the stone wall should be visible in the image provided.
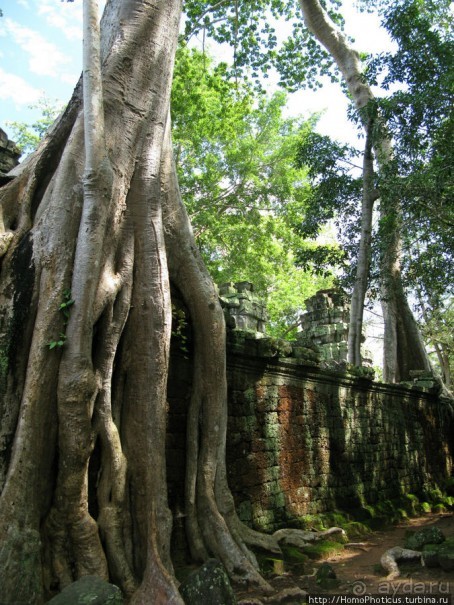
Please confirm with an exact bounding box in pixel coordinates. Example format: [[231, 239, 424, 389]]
[[0, 128, 20, 181], [167, 337, 453, 534], [225, 349, 452, 531]]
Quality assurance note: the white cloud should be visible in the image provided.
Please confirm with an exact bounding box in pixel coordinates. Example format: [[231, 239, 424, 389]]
[[38, 4, 82, 42], [5, 18, 71, 78], [17, 0, 31, 7], [0, 68, 42, 105], [37, 0, 83, 41], [342, 7, 397, 54]]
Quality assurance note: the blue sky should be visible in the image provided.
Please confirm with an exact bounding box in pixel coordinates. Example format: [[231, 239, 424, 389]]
[[0, 0, 84, 132], [0, 1, 393, 147]]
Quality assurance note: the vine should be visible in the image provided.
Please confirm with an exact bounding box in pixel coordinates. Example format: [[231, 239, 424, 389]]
[[47, 289, 74, 349]]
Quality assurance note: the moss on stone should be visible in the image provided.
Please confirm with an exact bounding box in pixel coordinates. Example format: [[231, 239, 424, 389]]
[[405, 526, 445, 550], [294, 514, 326, 531], [437, 537, 454, 571], [256, 544, 310, 577], [303, 540, 344, 560], [179, 559, 237, 605], [344, 521, 370, 538]]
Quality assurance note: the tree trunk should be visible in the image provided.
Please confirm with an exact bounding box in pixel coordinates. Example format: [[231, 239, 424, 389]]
[[417, 293, 452, 390], [0, 1, 183, 602], [347, 119, 376, 366], [298, 0, 432, 382], [0, 1, 282, 602], [436, 344, 452, 390]]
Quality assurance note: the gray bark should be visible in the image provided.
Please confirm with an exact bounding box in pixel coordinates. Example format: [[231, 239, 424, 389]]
[[348, 120, 376, 366], [161, 120, 273, 593], [0, 1, 185, 602]]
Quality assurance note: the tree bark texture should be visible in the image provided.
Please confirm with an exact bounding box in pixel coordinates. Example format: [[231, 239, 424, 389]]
[[298, 0, 432, 381], [0, 0, 271, 602]]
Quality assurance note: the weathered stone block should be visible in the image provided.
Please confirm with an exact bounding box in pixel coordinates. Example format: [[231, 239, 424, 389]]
[[0, 128, 21, 177], [179, 559, 237, 605], [46, 576, 123, 605], [404, 527, 446, 551]]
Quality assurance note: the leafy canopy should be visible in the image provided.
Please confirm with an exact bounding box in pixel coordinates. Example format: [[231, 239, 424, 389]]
[[183, 0, 347, 91], [171, 46, 335, 335]]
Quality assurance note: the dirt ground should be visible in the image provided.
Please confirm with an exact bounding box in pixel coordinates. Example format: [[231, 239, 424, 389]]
[[236, 513, 454, 604], [312, 513, 454, 595]]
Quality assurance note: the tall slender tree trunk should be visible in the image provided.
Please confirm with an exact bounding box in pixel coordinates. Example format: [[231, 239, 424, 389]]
[[298, 0, 432, 382], [348, 119, 377, 366], [436, 346, 452, 390], [417, 293, 452, 390]]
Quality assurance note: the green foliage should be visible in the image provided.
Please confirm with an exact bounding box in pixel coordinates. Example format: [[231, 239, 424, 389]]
[[182, 0, 451, 322], [48, 334, 67, 350], [183, 0, 346, 91], [364, 1, 453, 282], [419, 297, 453, 384], [280, 0, 453, 365], [47, 289, 74, 350], [295, 130, 364, 287], [171, 303, 190, 357], [359, 0, 453, 377], [58, 289, 75, 319], [172, 47, 335, 336], [6, 97, 64, 154]]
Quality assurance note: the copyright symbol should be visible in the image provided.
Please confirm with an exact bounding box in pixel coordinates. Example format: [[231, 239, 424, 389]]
[[353, 581, 367, 596]]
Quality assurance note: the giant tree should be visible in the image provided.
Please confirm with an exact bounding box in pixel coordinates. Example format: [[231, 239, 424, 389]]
[[0, 1, 279, 602], [366, 0, 453, 382], [6, 47, 334, 339], [296, 0, 433, 382]]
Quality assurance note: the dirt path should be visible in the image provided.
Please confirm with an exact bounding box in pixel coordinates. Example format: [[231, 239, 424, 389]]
[[311, 513, 454, 596]]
